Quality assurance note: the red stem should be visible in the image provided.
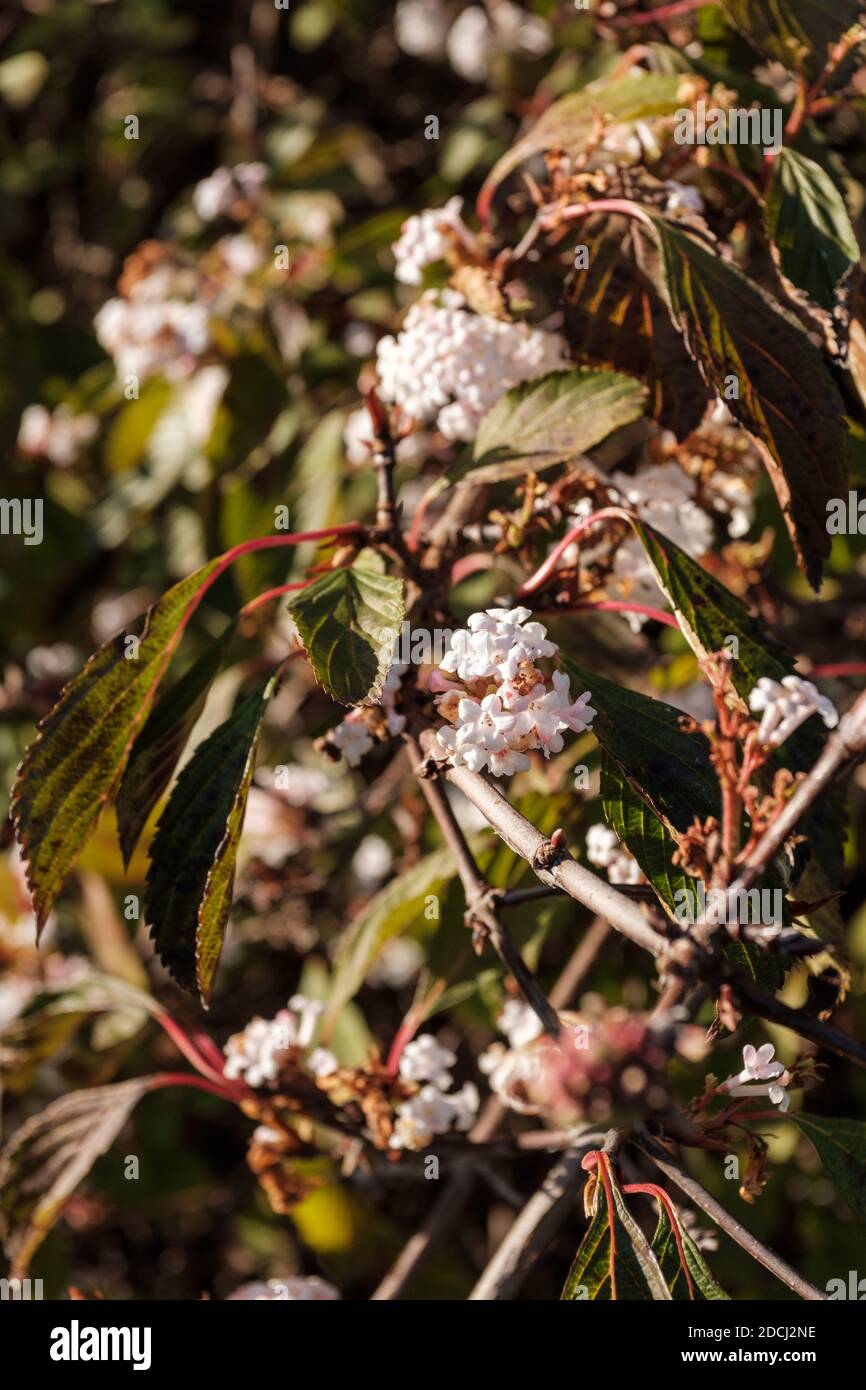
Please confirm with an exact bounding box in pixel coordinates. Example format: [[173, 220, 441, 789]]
[[808, 662, 866, 679], [606, 0, 705, 26], [240, 580, 311, 617], [149, 1071, 242, 1102], [623, 1181, 696, 1299], [516, 507, 631, 597], [594, 1151, 619, 1299], [541, 599, 678, 629], [155, 1012, 230, 1088]]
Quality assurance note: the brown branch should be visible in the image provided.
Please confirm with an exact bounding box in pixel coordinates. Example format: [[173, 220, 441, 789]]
[[370, 922, 611, 1301], [404, 734, 561, 1037], [637, 1131, 827, 1301], [467, 1136, 605, 1300], [730, 686, 866, 894]]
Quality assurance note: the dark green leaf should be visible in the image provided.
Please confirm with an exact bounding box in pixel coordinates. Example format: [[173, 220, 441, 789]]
[[563, 1166, 671, 1300], [116, 632, 232, 867], [145, 672, 280, 1002], [647, 215, 849, 587], [767, 147, 859, 320], [792, 1114, 866, 1221], [12, 559, 223, 931], [287, 561, 404, 705], [719, 0, 864, 78], [652, 1205, 730, 1299], [601, 753, 694, 916]]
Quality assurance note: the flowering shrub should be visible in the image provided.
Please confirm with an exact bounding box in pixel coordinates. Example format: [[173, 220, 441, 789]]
[[4, 0, 866, 1314]]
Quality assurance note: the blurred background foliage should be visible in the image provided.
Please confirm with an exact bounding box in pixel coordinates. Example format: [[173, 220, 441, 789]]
[[1, 0, 866, 1301]]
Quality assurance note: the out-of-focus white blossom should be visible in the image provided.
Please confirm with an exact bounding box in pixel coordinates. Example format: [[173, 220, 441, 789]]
[[585, 823, 643, 886], [217, 234, 265, 277], [193, 163, 268, 222], [376, 290, 567, 442], [330, 713, 375, 768], [95, 263, 212, 383], [367, 936, 424, 988], [351, 834, 393, 888], [391, 197, 472, 285], [227, 1276, 340, 1301], [18, 404, 97, 466], [446, 3, 551, 82], [748, 676, 838, 748], [223, 996, 335, 1088], [434, 608, 595, 777], [25, 643, 79, 681], [398, 1034, 456, 1089], [389, 1080, 480, 1149], [498, 998, 544, 1050], [395, 0, 450, 56], [664, 180, 705, 217]]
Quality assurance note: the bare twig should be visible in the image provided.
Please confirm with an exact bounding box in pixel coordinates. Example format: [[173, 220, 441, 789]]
[[405, 735, 561, 1037], [468, 1136, 605, 1300], [637, 1131, 827, 1301]]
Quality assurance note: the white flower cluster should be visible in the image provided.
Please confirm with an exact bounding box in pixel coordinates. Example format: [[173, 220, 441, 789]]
[[585, 823, 643, 886], [223, 996, 337, 1088], [95, 263, 212, 383], [391, 197, 472, 285], [749, 676, 838, 748], [390, 1033, 479, 1149], [720, 1042, 790, 1113], [227, 1276, 340, 1301], [193, 162, 268, 222], [433, 607, 596, 777], [376, 290, 568, 441], [17, 404, 98, 467], [394, 1, 551, 79], [329, 660, 407, 768]]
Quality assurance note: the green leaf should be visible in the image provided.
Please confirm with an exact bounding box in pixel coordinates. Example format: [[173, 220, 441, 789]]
[[104, 377, 173, 473], [719, 0, 864, 78], [791, 1114, 866, 1221], [563, 214, 713, 438], [0, 1078, 153, 1275], [651, 1205, 730, 1300], [479, 72, 685, 219], [12, 559, 223, 931], [466, 369, 648, 486], [601, 753, 694, 917], [116, 633, 232, 867], [566, 658, 720, 833], [767, 147, 859, 319], [287, 560, 404, 705], [0, 973, 158, 1094], [647, 215, 849, 588], [563, 1166, 671, 1300], [327, 846, 462, 1021], [144, 672, 280, 1003]]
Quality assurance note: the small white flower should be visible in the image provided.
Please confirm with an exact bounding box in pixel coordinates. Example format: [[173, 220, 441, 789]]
[[391, 198, 471, 285], [749, 676, 838, 748], [665, 180, 705, 216], [399, 1034, 456, 1090], [498, 999, 544, 1050], [585, 824, 643, 885], [330, 715, 374, 767]]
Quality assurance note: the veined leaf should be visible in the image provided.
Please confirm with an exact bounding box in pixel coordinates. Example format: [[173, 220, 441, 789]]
[[601, 753, 694, 917], [0, 973, 159, 1094], [116, 631, 233, 867], [767, 147, 859, 324], [327, 846, 462, 1022], [145, 672, 280, 1003], [563, 1163, 671, 1300], [563, 214, 713, 437], [478, 72, 685, 220], [651, 1205, 730, 1300], [287, 560, 404, 705], [791, 1114, 866, 1221], [719, 0, 864, 78], [466, 369, 648, 486], [566, 658, 720, 833], [0, 1078, 153, 1275], [12, 559, 222, 931], [646, 215, 849, 588]]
